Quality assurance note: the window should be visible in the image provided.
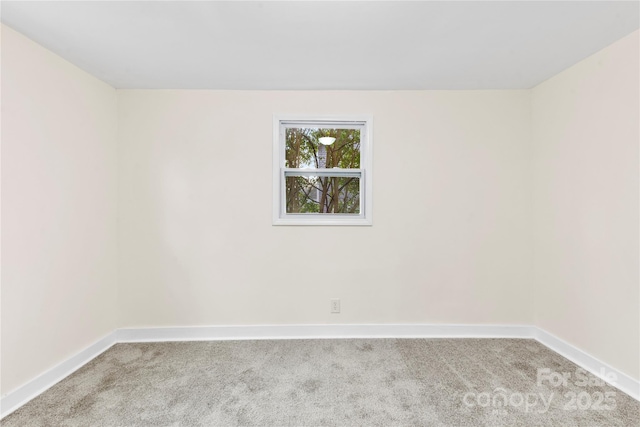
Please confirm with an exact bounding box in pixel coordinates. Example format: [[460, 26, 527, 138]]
[[273, 115, 373, 225]]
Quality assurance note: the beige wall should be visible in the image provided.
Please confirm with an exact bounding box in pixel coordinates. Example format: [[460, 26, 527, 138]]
[[117, 90, 533, 327], [532, 30, 640, 381], [1, 25, 118, 395]]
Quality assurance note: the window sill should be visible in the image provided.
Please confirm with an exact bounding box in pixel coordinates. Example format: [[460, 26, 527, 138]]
[[273, 217, 372, 226]]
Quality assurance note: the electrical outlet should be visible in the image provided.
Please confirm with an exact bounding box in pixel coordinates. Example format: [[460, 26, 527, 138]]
[[331, 299, 341, 314]]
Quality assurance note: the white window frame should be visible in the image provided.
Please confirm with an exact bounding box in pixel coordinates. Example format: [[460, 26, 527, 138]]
[[272, 114, 373, 226]]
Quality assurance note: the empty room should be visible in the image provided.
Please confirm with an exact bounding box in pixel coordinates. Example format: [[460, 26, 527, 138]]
[[1, 1, 639, 426]]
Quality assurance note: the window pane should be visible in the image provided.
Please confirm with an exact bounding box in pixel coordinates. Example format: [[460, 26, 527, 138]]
[[285, 128, 360, 169], [286, 176, 360, 214]]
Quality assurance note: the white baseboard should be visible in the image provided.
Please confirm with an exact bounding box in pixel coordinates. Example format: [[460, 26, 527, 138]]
[[0, 332, 116, 419], [2, 324, 638, 420], [533, 328, 640, 401], [116, 323, 535, 342]]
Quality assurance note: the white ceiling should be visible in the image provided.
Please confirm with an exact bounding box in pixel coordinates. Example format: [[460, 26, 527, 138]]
[[2, 1, 638, 90]]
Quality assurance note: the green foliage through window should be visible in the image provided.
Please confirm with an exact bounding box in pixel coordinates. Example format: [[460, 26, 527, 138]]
[[285, 128, 361, 214]]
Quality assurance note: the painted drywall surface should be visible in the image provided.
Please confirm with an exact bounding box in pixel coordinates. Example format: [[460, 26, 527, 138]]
[[117, 90, 533, 327], [532, 30, 640, 381], [1, 25, 118, 395]]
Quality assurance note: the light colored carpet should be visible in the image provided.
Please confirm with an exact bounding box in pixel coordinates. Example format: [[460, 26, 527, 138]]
[[2, 339, 638, 426]]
